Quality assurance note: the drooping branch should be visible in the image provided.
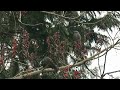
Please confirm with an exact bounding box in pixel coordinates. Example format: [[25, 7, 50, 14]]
[[17, 11, 43, 26], [41, 11, 107, 25]]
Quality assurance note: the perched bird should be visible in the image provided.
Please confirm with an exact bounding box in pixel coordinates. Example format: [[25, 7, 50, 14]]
[[73, 31, 81, 43], [73, 31, 83, 60], [41, 57, 58, 72]]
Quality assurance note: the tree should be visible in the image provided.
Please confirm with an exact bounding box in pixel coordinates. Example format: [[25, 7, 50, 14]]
[[0, 11, 120, 79]]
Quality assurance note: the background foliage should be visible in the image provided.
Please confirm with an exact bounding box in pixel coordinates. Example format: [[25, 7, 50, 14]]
[[0, 11, 120, 79]]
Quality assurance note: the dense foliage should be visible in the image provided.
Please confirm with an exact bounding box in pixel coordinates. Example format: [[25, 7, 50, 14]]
[[0, 11, 120, 79]]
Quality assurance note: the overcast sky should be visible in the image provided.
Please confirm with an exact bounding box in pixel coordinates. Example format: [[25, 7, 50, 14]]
[[89, 26, 120, 79], [67, 27, 120, 79], [67, 11, 120, 79]]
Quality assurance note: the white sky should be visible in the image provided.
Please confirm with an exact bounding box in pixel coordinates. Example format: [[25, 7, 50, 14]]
[[68, 11, 120, 79], [89, 26, 120, 79], [67, 26, 120, 79]]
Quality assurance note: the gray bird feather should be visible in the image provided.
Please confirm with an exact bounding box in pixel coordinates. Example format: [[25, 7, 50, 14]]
[[73, 31, 81, 42]]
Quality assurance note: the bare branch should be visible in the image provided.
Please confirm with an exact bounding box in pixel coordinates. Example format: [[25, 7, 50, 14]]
[[113, 47, 120, 50], [84, 63, 101, 78], [104, 70, 120, 75], [114, 29, 120, 40], [98, 55, 102, 76], [101, 51, 108, 79], [106, 30, 114, 44], [101, 70, 120, 79]]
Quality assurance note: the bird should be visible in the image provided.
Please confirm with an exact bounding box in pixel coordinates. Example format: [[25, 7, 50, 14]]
[[41, 57, 58, 72], [73, 31, 81, 43]]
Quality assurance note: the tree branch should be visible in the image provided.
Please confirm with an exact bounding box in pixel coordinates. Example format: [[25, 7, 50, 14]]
[[41, 11, 83, 20], [105, 70, 120, 75], [41, 11, 107, 25], [101, 51, 108, 79], [98, 55, 102, 76], [9, 39, 120, 79], [101, 70, 120, 78], [18, 11, 43, 26]]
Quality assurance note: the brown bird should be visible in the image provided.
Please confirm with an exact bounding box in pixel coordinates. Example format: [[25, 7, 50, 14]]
[[41, 57, 58, 72], [73, 31, 81, 43]]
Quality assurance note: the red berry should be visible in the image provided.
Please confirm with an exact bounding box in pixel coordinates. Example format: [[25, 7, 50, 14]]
[[74, 71, 80, 76]]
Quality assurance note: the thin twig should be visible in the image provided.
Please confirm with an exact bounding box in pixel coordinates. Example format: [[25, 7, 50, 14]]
[[113, 47, 120, 50], [106, 30, 114, 45], [104, 70, 120, 75], [101, 51, 108, 79], [84, 63, 101, 78], [114, 29, 120, 40], [97, 55, 102, 76], [101, 70, 120, 78]]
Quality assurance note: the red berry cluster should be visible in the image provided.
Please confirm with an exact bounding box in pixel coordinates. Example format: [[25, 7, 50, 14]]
[[46, 32, 61, 53], [12, 37, 17, 58], [74, 41, 81, 50], [73, 70, 80, 79], [46, 36, 51, 48], [0, 43, 5, 65], [46, 32, 67, 62], [46, 36, 52, 56], [59, 41, 65, 54], [0, 55, 3, 65], [63, 66, 71, 79], [22, 30, 30, 58], [74, 41, 82, 57], [23, 30, 29, 49], [63, 65, 81, 79], [53, 32, 60, 45]]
